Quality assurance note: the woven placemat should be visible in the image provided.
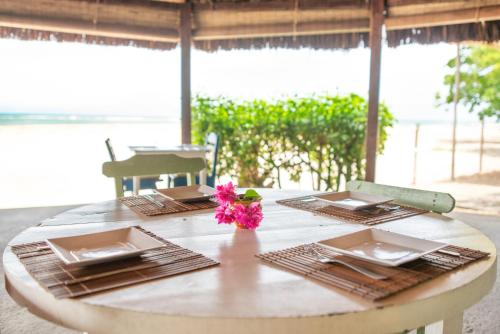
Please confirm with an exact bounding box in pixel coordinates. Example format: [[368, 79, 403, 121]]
[[257, 243, 489, 301], [11, 226, 219, 299], [119, 194, 218, 216], [277, 196, 427, 225]]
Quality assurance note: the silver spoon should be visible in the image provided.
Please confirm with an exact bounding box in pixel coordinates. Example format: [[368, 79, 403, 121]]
[[306, 245, 388, 280]]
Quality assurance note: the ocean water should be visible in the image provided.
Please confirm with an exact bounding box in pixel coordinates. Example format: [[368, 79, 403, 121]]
[[0, 113, 175, 125], [0, 112, 488, 126]]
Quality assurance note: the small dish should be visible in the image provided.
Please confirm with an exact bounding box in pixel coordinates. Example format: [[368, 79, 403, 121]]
[[316, 228, 447, 267], [154, 185, 216, 203], [312, 191, 393, 210], [46, 227, 165, 268]]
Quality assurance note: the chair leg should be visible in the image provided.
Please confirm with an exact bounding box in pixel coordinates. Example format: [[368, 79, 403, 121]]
[[132, 177, 140, 195], [114, 179, 124, 198], [199, 169, 207, 185], [187, 173, 195, 186]]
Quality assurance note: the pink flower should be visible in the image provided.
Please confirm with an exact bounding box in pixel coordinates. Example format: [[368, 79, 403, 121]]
[[215, 182, 237, 204], [215, 202, 235, 224], [234, 202, 263, 230]]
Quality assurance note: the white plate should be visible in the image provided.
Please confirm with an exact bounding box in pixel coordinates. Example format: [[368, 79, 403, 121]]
[[312, 191, 393, 210], [316, 228, 447, 267], [154, 185, 215, 203], [46, 227, 165, 268]]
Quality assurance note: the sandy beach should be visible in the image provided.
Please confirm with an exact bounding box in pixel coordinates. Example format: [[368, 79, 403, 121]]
[[0, 121, 499, 211]]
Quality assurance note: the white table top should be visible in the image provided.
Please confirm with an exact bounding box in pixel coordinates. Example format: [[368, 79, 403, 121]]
[[130, 144, 208, 154], [3, 189, 497, 334]]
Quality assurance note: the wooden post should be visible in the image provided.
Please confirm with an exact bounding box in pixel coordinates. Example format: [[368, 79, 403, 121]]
[[412, 123, 420, 185], [365, 0, 384, 182], [479, 118, 485, 173], [451, 43, 460, 181], [180, 3, 192, 144]]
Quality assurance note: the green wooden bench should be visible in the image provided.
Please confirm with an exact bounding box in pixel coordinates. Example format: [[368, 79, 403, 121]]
[[346, 180, 455, 214], [102, 154, 206, 198]]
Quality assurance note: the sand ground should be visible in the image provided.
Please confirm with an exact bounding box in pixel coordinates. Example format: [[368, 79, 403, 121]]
[[0, 122, 499, 211]]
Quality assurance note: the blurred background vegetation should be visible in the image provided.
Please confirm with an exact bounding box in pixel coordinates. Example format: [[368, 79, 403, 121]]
[[193, 94, 394, 190], [436, 45, 499, 121]]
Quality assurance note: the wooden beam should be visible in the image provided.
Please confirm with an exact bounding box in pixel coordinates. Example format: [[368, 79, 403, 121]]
[[387, 0, 500, 16], [0, 14, 179, 43], [193, 20, 370, 40], [0, 0, 179, 28], [152, 0, 186, 3], [180, 3, 192, 145], [194, 8, 369, 31], [386, 6, 500, 30], [365, 0, 384, 182], [194, 1, 367, 11]]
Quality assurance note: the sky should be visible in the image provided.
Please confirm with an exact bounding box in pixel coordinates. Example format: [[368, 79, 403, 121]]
[[0, 38, 480, 123]]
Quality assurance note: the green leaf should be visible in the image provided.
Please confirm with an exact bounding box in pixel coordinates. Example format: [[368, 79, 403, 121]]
[[243, 189, 261, 199]]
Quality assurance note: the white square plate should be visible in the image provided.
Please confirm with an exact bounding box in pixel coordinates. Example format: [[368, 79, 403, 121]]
[[46, 227, 165, 268], [154, 185, 215, 203], [316, 228, 447, 267], [312, 191, 393, 210]]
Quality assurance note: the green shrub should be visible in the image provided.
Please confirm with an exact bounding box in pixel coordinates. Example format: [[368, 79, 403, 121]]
[[192, 94, 394, 190]]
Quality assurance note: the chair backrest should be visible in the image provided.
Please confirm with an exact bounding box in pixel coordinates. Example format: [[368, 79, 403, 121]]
[[205, 132, 219, 178], [346, 180, 455, 214], [103, 154, 206, 198], [105, 138, 116, 161]]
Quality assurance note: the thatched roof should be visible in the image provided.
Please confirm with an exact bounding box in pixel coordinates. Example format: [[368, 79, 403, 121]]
[[0, 26, 178, 50], [387, 21, 500, 47], [0, 0, 499, 51]]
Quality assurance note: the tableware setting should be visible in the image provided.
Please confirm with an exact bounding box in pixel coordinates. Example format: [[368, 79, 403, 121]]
[[46, 227, 166, 268], [11, 226, 219, 299], [276, 192, 427, 225], [315, 228, 447, 267], [257, 232, 489, 301], [119, 185, 219, 216], [305, 244, 388, 280], [312, 191, 393, 211], [153, 185, 216, 203]]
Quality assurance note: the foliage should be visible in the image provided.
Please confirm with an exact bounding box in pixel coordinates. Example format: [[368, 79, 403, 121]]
[[192, 94, 394, 190], [243, 189, 261, 200], [436, 46, 500, 121]]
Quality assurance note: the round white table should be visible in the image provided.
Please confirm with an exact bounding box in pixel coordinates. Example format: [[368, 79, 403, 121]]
[[3, 189, 497, 334]]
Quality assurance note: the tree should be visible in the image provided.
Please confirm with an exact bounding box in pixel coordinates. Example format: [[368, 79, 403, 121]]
[[437, 46, 500, 121], [436, 45, 499, 175]]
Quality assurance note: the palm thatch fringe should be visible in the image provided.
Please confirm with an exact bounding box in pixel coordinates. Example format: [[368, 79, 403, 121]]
[[194, 32, 369, 52], [0, 27, 177, 50], [2, 22, 498, 51], [387, 21, 500, 47]]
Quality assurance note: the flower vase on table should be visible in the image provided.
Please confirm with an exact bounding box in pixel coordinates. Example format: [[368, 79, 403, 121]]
[[214, 182, 263, 230]]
